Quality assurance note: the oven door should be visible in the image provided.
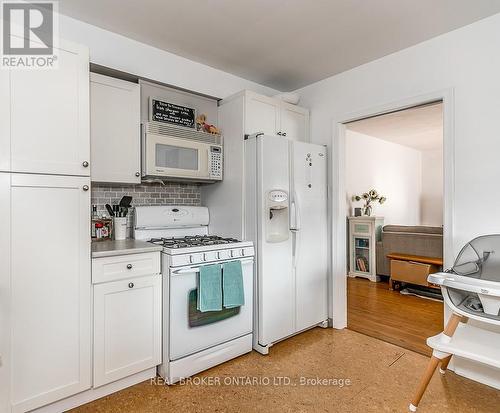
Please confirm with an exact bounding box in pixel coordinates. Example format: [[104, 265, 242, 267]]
[[169, 258, 253, 360], [145, 132, 210, 179]]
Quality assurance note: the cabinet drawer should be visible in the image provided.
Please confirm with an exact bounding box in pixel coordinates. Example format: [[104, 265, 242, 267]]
[[390, 260, 439, 287], [352, 222, 371, 234], [92, 252, 160, 284]]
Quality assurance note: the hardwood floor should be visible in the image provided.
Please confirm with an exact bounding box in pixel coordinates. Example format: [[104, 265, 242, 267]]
[[347, 276, 444, 356]]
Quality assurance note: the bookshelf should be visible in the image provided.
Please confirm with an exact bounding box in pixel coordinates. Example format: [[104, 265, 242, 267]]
[[348, 216, 384, 282]]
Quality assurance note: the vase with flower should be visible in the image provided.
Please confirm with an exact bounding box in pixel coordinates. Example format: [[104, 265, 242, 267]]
[[352, 189, 386, 216]]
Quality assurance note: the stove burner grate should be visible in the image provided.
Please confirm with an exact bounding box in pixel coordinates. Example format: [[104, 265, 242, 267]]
[[149, 235, 240, 249]]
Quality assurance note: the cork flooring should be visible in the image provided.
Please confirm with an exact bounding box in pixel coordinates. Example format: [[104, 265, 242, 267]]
[[70, 328, 500, 413]]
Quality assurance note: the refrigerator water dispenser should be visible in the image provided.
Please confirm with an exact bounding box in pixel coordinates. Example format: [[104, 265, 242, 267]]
[[266, 190, 289, 243]]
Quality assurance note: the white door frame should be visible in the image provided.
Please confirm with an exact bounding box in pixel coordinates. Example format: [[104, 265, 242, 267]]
[[330, 88, 455, 329]]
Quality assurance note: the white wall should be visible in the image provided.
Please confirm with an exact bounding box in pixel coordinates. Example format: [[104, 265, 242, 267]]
[[297, 12, 500, 251], [59, 15, 280, 99], [346, 130, 422, 225], [420, 148, 443, 226], [296, 12, 500, 388]]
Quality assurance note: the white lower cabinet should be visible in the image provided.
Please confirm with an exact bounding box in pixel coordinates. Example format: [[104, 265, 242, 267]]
[[93, 271, 162, 388], [0, 173, 91, 413]]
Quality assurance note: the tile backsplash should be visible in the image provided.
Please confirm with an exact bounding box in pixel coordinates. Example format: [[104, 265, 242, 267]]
[[91, 182, 201, 236]]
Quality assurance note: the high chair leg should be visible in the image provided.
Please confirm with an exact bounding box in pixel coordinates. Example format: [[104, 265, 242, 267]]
[[409, 313, 465, 411], [409, 356, 440, 411], [439, 355, 452, 374]]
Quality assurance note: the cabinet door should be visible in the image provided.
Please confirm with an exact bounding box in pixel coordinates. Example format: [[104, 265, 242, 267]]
[[0, 173, 11, 413], [280, 104, 310, 141], [0, 70, 10, 172], [245, 93, 280, 136], [93, 274, 162, 388], [8, 40, 90, 176], [90, 73, 141, 183], [7, 173, 91, 412]]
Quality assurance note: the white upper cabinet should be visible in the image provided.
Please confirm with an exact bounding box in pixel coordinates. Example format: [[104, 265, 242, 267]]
[[90, 73, 141, 183], [2, 173, 91, 413], [280, 104, 310, 141], [245, 93, 280, 137], [0, 70, 10, 172], [243, 91, 309, 141], [3, 40, 90, 176]]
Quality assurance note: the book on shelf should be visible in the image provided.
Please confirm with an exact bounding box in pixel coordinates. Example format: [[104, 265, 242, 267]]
[[356, 256, 369, 272]]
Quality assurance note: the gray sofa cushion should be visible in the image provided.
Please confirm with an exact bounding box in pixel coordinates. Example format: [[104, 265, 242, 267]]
[[376, 225, 443, 276], [382, 225, 443, 235]]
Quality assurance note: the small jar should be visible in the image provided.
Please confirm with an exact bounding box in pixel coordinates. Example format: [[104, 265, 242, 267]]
[[95, 222, 104, 239]]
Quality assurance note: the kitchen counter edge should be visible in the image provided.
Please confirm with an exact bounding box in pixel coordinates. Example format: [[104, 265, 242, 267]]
[[92, 239, 162, 258]]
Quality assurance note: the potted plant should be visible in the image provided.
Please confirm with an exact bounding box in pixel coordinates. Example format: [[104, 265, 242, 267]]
[[352, 189, 386, 216]]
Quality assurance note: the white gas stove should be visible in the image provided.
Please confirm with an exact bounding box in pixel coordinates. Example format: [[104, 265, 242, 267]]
[[147, 235, 254, 267], [134, 206, 254, 384]]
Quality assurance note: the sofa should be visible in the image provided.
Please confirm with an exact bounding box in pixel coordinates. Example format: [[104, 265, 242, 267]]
[[376, 225, 443, 276]]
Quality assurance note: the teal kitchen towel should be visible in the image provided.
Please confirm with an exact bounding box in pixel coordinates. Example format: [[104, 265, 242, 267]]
[[198, 264, 223, 312], [222, 260, 245, 308]]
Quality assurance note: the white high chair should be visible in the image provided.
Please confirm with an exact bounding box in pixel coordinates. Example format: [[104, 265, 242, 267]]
[[409, 235, 500, 411]]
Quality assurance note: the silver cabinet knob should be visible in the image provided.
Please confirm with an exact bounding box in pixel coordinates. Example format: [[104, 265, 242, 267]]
[[277, 131, 282, 136], [282, 132, 287, 137], [128, 282, 134, 288], [135, 172, 140, 177], [82, 161, 89, 167], [126, 264, 133, 269], [82, 185, 89, 191]]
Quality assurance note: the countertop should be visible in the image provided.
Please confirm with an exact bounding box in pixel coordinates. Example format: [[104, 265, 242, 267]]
[[91, 239, 162, 258]]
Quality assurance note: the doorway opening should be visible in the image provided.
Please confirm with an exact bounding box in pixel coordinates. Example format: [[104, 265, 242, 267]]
[[344, 101, 445, 355]]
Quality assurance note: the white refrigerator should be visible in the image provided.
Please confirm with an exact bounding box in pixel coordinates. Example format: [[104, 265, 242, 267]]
[[245, 134, 328, 354]]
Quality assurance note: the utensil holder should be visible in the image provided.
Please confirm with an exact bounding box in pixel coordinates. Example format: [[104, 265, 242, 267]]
[[113, 217, 127, 240]]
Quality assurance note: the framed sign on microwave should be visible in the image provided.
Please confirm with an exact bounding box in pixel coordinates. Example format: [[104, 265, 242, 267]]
[[149, 97, 196, 129]]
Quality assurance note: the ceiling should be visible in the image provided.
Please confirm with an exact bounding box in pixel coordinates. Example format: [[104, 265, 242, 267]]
[[346, 103, 443, 151], [59, 1, 500, 91]]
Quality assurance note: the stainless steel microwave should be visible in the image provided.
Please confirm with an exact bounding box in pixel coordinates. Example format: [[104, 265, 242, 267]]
[[142, 122, 223, 183]]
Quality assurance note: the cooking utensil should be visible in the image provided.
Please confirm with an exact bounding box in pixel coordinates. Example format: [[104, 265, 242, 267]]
[[105, 204, 114, 217], [119, 196, 132, 209]]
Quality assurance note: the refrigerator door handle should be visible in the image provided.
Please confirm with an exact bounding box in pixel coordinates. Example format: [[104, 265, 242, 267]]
[[290, 201, 298, 231], [292, 231, 298, 268], [290, 192, 301, 232], [293, 194, 301, 231]]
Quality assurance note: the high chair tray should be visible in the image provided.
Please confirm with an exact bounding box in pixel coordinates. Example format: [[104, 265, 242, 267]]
[[428, 272, 500, 297]]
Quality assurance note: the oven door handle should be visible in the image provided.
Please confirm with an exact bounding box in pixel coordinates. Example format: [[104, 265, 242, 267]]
[[172, 258, 254, 274]]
